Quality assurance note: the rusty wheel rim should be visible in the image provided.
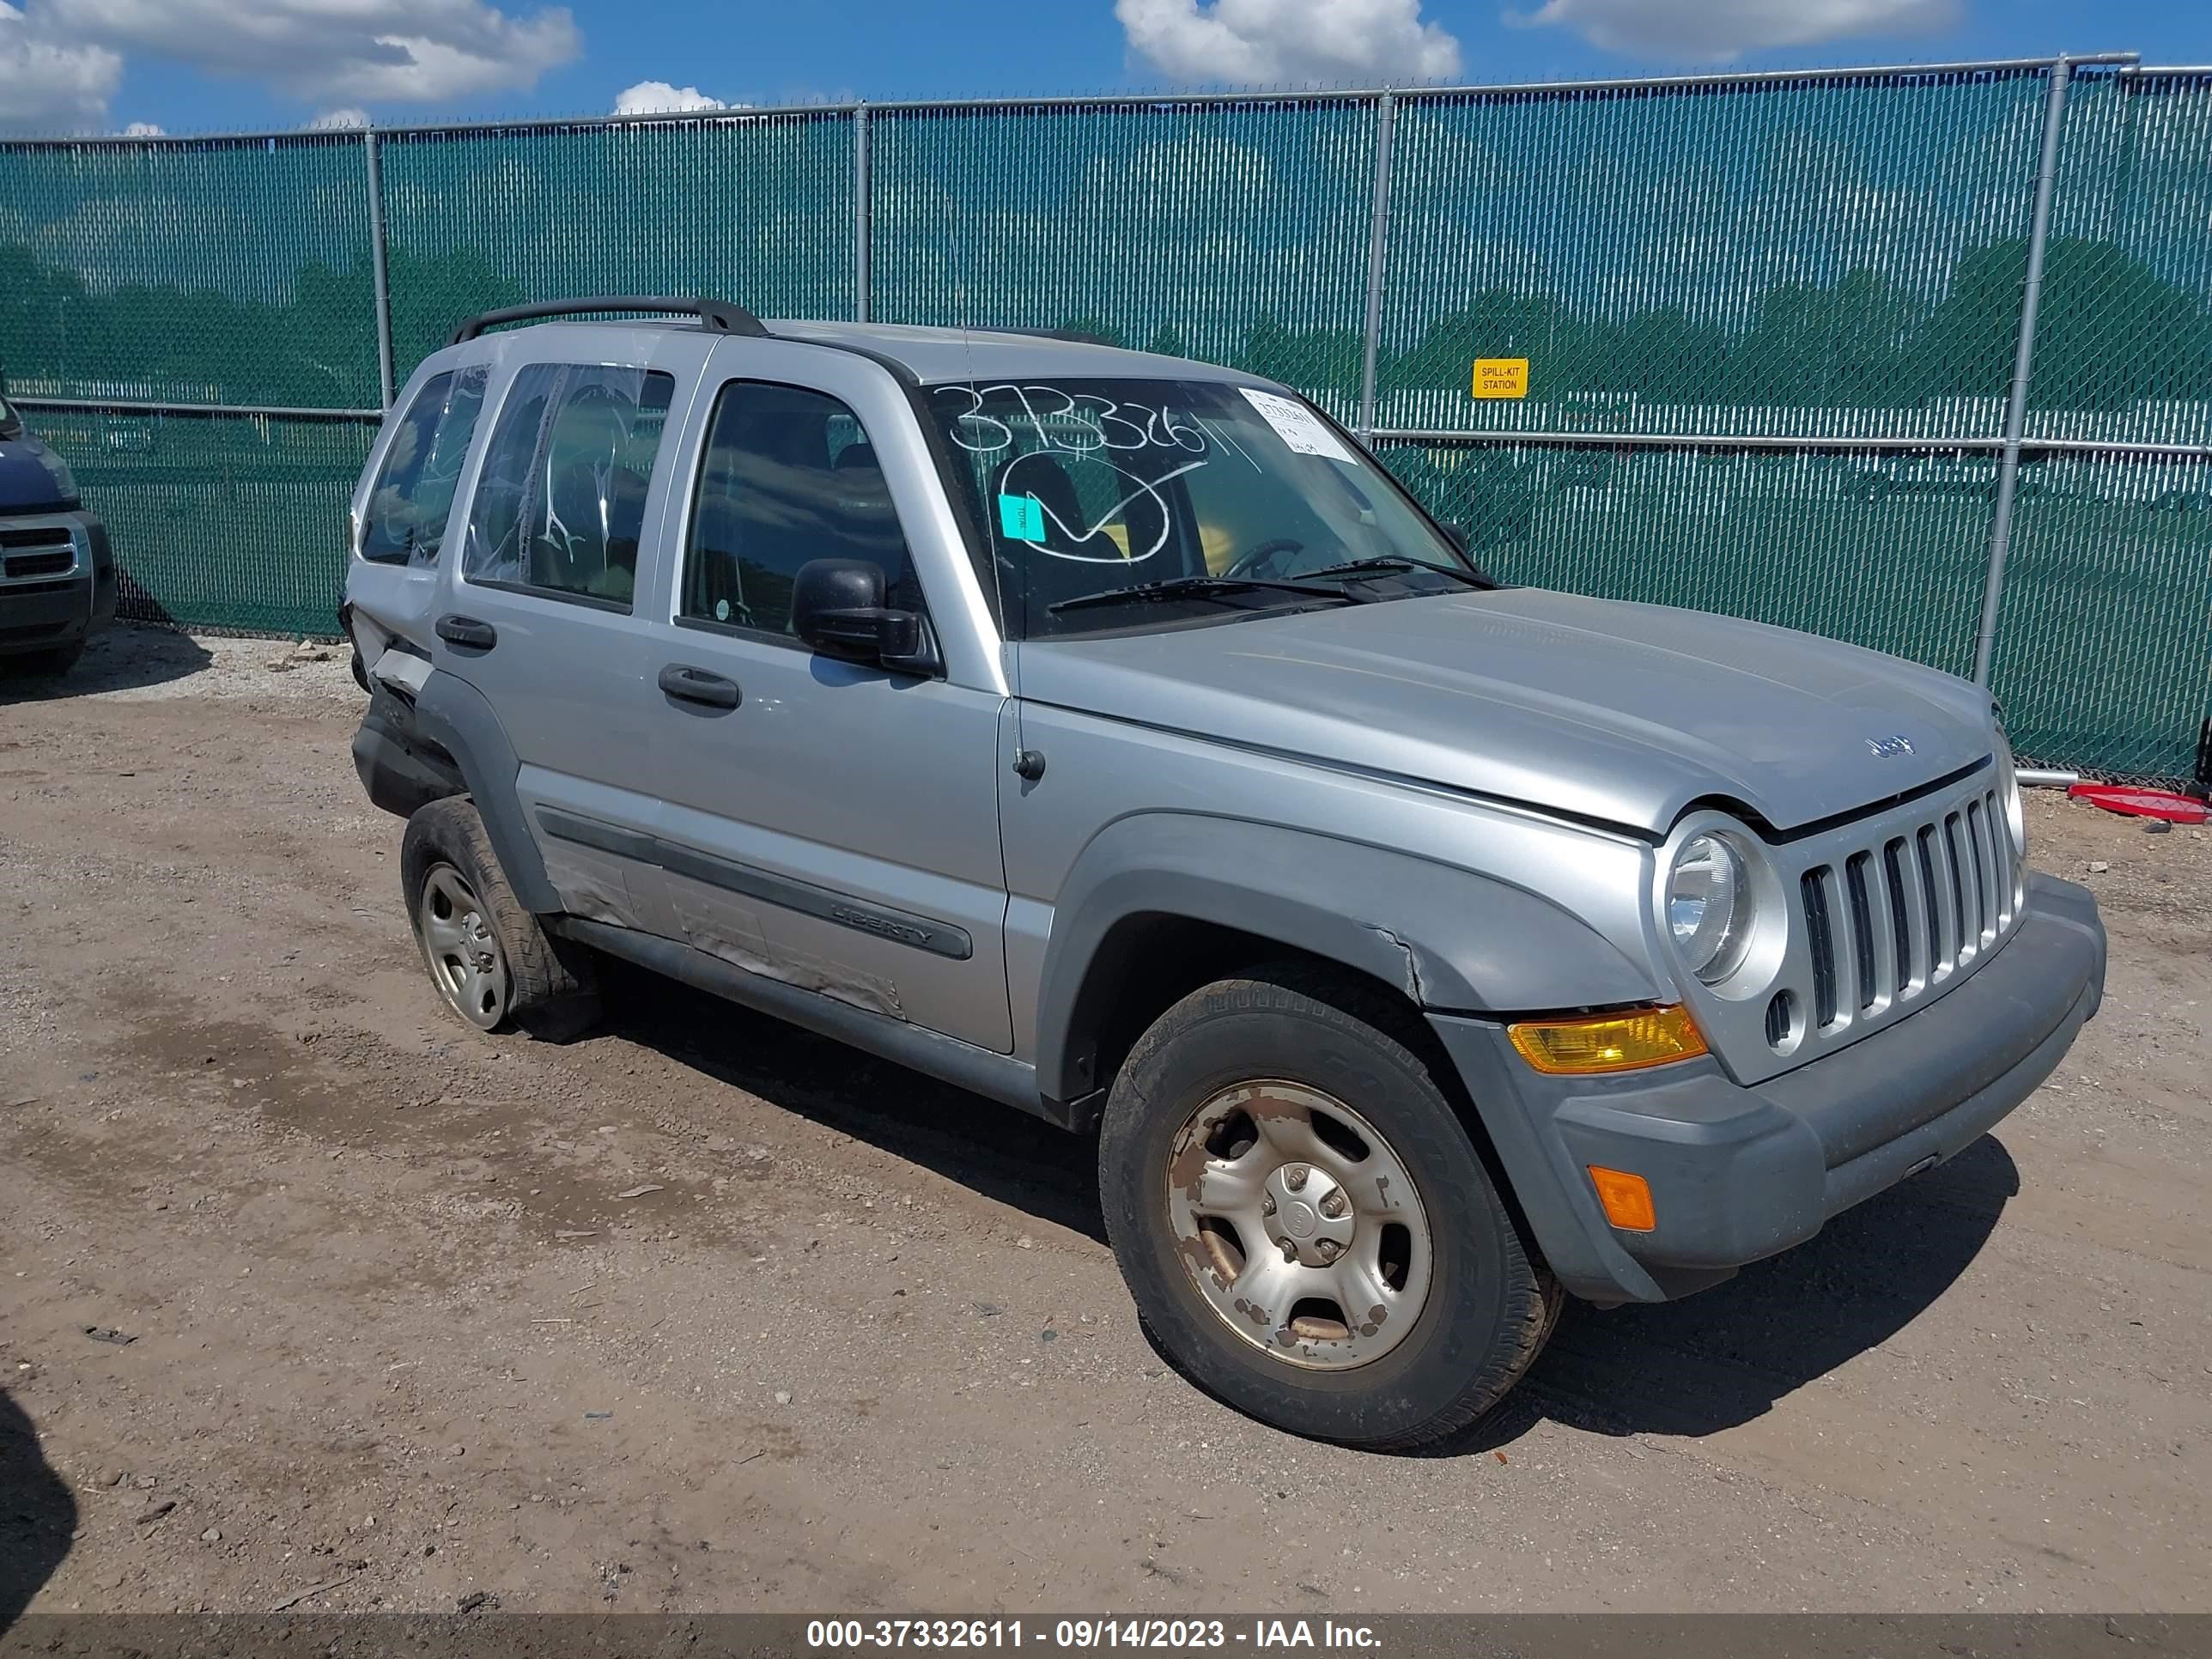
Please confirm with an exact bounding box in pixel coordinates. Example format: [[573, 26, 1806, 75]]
[[1164, 1079, 1433, 1371]]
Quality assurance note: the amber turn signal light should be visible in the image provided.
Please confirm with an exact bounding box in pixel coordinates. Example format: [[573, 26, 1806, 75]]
[[1585, 1165, 1657, 1231], [1506, 1005, 1708, 1075]]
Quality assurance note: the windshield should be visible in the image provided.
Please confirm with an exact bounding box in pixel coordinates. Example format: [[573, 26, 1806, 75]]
[[923, 377, 1480, 638]]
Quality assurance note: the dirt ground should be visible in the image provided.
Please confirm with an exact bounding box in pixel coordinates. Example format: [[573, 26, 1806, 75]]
[[2, 624, 2207, 1617]]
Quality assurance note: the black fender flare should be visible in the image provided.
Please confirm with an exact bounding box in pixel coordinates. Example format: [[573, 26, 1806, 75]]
[[1033, 813, 1659, 1103], [410, 669, 562, 915]]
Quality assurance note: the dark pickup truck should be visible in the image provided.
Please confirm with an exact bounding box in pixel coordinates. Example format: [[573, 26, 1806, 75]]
[[0, 392, 115, 674]]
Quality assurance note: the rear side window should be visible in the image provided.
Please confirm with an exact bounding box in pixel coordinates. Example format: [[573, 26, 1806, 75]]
[[680, 380, 919, 638], [462, 363, 674, 609], [360, 367, 486, 567]]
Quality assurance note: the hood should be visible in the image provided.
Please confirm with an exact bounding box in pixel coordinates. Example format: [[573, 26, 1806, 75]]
[[0, 433, 78, 514], [1015, 587, 1995, 836]]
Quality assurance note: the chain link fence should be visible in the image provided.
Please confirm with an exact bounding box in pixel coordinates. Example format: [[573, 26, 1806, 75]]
[[2, 55, 2205, 784]]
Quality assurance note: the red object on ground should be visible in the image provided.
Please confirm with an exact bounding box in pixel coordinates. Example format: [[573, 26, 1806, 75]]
[[2067, 783, 2210, 824]]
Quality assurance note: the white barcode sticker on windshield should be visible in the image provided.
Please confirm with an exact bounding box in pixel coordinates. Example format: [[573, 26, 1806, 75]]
[[1239, 387, 1357, 463]]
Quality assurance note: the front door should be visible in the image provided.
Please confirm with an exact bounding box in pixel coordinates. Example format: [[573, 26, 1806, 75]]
[[635, 356, 1012, 1051]]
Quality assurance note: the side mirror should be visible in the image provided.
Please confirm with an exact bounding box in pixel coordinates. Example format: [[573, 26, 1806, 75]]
[[791, 558, 938, 672], [1442, 522, 1472, 554]]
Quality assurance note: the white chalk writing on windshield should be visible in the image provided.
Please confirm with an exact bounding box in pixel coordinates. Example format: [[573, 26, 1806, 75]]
[[933, 384, 1210, 457], [937, 385, 1213, 563], [999, 453, 1206, 562]]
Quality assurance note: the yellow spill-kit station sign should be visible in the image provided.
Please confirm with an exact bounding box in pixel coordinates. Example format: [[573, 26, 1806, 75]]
[[1473, 358, 1528, 399]]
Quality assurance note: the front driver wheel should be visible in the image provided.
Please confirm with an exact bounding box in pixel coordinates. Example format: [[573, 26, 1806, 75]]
[[1098, 966, 1558, 1449]]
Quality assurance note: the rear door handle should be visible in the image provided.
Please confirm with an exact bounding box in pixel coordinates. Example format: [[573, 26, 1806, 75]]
[[657, 663, 741, 710], [435, 614, 496, 650]]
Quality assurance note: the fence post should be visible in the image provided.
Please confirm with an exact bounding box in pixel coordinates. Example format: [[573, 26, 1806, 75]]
[[1972, 55, 2072, 688], [854, 101, 872, 323], [1356, 88, 1397, 441], [363, 128, 397, 410]]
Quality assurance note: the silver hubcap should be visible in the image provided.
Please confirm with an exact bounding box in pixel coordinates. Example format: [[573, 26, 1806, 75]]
[[1166, 1079, 1433, 1370], [417, 864, 509, 1030]]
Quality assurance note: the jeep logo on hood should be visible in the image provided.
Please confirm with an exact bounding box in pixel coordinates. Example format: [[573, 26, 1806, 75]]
[[1866, 734, 1915, 759]]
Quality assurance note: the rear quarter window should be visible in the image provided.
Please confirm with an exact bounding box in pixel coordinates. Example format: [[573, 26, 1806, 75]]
[[360, 367, 488, 567]]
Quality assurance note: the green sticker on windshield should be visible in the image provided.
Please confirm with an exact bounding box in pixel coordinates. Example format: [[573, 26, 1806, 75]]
[[997, 492, 1046, 543]]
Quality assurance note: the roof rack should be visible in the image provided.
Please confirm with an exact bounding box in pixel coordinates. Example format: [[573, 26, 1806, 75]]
[[447, 295, 769, 346]]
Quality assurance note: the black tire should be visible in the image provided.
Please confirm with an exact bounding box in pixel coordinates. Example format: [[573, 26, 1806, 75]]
[[1098, 965, 1558, 1449], [398, 796, 599, 1039]]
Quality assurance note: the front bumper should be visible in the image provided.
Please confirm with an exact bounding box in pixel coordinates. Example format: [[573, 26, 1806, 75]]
[[1431, 871, 2105, 1304], [0, 508, 115, 656]]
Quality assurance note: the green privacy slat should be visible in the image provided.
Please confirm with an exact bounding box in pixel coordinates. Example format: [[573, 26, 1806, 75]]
[[2, 71, 2207, 786], [868, 100, 1378, 422], [1378, 71, 2052, 440], [1985, 451, 2212, 785], [2026, 70, 2212, 447], [377, 114, 857, 382], [35, 410, 370, 637], [0, 135, 379, 409]]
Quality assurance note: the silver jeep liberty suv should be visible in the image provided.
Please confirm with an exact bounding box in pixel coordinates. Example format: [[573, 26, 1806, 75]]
[[342, 296, 2106, 1449]]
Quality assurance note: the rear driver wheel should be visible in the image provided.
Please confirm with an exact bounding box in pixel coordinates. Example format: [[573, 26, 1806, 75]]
[[1098, 966, 1559, 1449], [399, 797, 599, 1038], [415, 861, 511, 1029]]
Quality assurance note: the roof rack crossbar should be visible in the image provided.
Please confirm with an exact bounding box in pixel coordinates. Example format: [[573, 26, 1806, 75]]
[[447, 295, 769, 345]]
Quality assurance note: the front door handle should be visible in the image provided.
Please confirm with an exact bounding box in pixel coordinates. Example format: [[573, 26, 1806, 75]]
[[658, 663, 741, 710], [435, 613, 496, 650]]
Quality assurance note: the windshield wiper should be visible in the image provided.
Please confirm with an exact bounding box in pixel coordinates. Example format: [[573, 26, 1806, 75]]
[[1048, 575, 1358, 616], [1300, 555, 1487, 588]]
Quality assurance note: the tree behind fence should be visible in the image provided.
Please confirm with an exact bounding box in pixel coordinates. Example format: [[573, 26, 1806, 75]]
[[3, 60, 2207, 785]]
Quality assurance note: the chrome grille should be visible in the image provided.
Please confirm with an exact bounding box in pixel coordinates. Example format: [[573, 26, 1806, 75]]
[[1796, 781, 2019, 1038], [0, 522, 79, 584], [3, 549, 76, 580], [0, 525, 74, 551]]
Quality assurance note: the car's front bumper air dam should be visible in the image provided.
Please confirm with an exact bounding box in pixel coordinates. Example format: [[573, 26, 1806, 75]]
[[1430, 871, 2106, 1305]]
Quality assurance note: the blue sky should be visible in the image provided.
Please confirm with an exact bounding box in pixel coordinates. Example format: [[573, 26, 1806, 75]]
[[2, 0, 2209, 137]]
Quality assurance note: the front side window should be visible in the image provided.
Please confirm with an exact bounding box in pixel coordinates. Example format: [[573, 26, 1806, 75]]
[[360, 366, 487, 567], [463, 363, 673, 608], [680, 380, 920, 638], [924, 377, 1481, 638]]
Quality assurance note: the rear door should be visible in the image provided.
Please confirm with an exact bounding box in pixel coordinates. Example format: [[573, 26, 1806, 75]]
[[431, 329, 713, 932]]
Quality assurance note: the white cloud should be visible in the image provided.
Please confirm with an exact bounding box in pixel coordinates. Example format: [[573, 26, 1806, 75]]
[[306, 106, 369, 128], [0, 0, 120, 131], [119, 118, 161, 133], [1505, 0, 1958, 64], [613, 79, 727, 115], [1115, 0, 1461, 85], [44, 0, 580, 104]]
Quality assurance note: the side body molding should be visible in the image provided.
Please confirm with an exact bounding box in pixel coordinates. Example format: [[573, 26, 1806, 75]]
[[1032, 813, 1662, 1105], [411, 669, 562, 915]]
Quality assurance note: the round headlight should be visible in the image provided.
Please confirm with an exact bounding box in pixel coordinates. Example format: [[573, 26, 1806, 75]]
[[1668, 832, 1753, 984], [1995, 730, 2027, 856]]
